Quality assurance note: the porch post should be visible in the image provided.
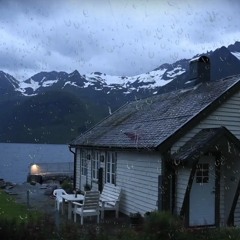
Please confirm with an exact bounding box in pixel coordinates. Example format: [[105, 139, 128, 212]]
[[159, 150, 173, 212], [227, 180, 240, 226], [180, 160, 198, 227], [158, 175, 163, 211], [214, 152, 221, 227]]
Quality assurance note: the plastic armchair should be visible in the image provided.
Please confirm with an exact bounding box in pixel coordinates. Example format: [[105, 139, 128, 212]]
[[53, 189, 68, 211]]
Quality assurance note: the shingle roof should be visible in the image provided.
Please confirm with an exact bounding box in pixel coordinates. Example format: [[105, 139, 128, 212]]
[[70, 75, 240, 149]]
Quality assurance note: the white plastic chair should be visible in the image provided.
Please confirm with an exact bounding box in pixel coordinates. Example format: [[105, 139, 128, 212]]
[[73, 191, 100, 225], [53, 188, 68, 211]]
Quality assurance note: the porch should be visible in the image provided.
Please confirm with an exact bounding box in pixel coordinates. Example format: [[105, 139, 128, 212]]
[[172, 127, 240, 227]]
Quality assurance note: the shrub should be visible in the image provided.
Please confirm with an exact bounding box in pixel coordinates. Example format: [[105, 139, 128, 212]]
[[143, 211, 183, 239], [61, 178, 73, 193]]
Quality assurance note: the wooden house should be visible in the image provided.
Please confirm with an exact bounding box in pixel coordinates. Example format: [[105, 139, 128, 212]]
[[69, 56, 240, 227]]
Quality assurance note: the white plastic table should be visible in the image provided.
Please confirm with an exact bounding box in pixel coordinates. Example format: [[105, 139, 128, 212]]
[[62, 194, 84, 219]]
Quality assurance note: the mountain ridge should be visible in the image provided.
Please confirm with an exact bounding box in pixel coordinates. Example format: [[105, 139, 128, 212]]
[[0, 41, 240, 143]]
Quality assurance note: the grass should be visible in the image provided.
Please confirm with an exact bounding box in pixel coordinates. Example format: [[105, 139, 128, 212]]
[[1, 194, 240, 240], [0, 190, 41, 223]]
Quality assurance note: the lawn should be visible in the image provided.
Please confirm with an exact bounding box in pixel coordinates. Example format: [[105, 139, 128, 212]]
[[0, 189, 55, 240], [0, 190, 40, 222]]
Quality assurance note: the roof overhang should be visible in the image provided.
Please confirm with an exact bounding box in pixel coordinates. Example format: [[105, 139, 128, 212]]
[[68, 143, 156, 152], [171, 127, 240, 165]]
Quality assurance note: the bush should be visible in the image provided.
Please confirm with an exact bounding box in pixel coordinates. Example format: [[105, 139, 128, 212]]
[[61, 178, 73, 193], [143, 211, 183, 239]]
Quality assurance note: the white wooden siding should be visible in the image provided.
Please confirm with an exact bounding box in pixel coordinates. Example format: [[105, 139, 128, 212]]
[[171, 91, 240, 153], [116, 151, 162, 216], [75, 149, 80, 189], [175, 166, 191, 215]]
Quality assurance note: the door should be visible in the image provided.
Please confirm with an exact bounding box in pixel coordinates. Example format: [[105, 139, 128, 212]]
[[189, 155, 216, 226]]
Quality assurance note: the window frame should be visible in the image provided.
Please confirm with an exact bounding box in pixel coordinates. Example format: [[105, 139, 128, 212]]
[[196, 163, 209, 184], [92, 151, 99, 180], [80, 150, 89, 176], [106, 152, 117, 185]]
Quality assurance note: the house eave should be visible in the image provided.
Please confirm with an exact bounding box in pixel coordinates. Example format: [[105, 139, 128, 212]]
[[68, 143, 157, 152], [156, 78, 240, 152]]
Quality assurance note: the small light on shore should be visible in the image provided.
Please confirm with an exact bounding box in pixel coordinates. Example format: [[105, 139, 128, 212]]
[[31, 164, 40, 174]]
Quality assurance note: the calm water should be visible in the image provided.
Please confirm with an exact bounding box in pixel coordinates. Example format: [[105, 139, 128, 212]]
[[0, 143, 73, 184]]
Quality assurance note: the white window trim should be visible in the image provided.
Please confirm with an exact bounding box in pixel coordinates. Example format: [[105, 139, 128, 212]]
[[91, 151, 103, 181], [80, 150, 89, 176], [106, 152, 117, 184]]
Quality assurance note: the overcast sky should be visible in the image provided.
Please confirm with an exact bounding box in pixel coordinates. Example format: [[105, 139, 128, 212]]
[[0, 0, 239, 80]]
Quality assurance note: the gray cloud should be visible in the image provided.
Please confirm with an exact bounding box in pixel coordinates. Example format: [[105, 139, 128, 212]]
[[0, 0, 239, 80]]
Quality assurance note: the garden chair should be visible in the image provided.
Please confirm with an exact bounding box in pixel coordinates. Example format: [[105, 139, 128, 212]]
[[73, 191, 100, 225], [99, 183, 121, 219], [53, 188, 68, 211]]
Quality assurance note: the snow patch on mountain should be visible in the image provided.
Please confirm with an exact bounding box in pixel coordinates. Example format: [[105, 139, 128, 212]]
[[166, 66, 186, 78], [12, 63, 186, 96], [17, 78, 60, 96], [63, 81, 79, 88], [16, 78, 40, 96], [42, 79, 58, 87], [232, 52, 240, 60], [84, 67, 184, 90]]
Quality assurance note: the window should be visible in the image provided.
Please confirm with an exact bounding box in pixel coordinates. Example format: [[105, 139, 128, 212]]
[[80, 150, 89, 176], [106, 152, 117, 184], [92, 152, 99, 180], [196, 163, 209, 183]]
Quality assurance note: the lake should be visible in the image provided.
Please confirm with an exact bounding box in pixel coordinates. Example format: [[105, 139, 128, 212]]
[[0, 143, 73, 184]]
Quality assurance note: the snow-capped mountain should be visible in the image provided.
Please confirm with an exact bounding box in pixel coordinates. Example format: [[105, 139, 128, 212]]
[[8, 41, 240, 98], [15, 65, 186, 97], [0, 41, 240, 144]]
